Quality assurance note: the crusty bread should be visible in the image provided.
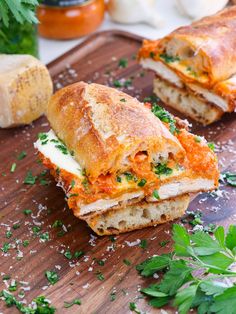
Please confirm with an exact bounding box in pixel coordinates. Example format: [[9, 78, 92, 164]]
[[85, 195, 190, 235], [0, 54, 53, 128], [46, 82, 185, 181], [153, 77, 223, 125]]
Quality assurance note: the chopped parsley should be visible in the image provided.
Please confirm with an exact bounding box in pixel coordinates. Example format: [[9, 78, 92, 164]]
[[120, 98, 126, 102], [154, 163, 173, 176], [222, 172, 236, 187], [1, 242, 10, 253], [159, 240, 170, 247], [0, 290, 56, 313], [150, 51, 155, 59], [23, 209, 32, 215], [55, 144, 68, 155], [23, 240, 29, 247], [113, 80, 123, 88], [5, 231, 12, 239], [137, 179, 147, 187], [13, 223, 20, 230], [40, 232, 50, 242], [9, 281, 17, 292], [10, 163, 16, 173], [152, 189, 160, 200], [74, 251, 84, 259], [124, 172, 137, 182], [45, 270, 59, 285], [118, 58, 128, 68], [32, 226, 41, 234], [159, 53, 180, 64], [113, 79, 132, 88], [38, 133, 48, 141], [110, 291, 116, 301], [129, 302, 140, 313], [40, 179, 50, 186], [96, 259, 105, 266], [52, 220, 63, 228], [17, 151, 27, 160], [194, 136, 201, 143], [116, 175, 122, 183], [109, 235, 116, 242], [64, 250, 73, 260], [140, 239, 148, 249], [96, 271, 104, 281], [151, 103, 179, 134], [71, 179, 75, 188], [24, 170, 37, 185], [207, 142, 215, 151], [64, 298, 81, 308], [123, 259, 132, 266], [68, 193, 79, 198], [186, 66, 198, 77]]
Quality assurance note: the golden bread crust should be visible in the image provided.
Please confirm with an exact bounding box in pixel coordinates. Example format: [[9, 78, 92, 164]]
[[47, 82, 185, 181]]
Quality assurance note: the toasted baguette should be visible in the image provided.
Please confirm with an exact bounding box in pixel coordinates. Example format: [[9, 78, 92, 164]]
[[85, 195, 190, 235], [153, 77, 223, 125], [47, 82, 185, 181]]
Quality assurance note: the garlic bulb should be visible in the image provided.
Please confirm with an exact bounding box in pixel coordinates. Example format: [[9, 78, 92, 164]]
[[176, 0, 229, 20], [107, 0, 163, 28]]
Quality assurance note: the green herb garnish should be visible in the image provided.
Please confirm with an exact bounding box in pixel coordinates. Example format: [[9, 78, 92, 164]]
[[207, 142, 215, 151], [194, 136, 201, 143], [160, 53, 180, 64], [23, 240, 29, 247], [24, 170, 37, 185], [137, 224, 236, 314], [123, 259, 132, 266], [23, 209, 32, 215], [152, 190, 160, 200], [1, 243, 10, 253], [96, 271, 105, 281], [5, 231, 12, 239], [64, 250, 73, 260], [55, 144, 68, 155], [17, 151, 27, 160], [222, 172, 236, 187], [110, 292, 116, 301], [120, 98, 126, 102], [154, 163, 173, 176], [137, 179, 147, 187], [45, 271, 59, 285], [64, 298, 81, 308], [151, 103, 179, 134], [140, 239, 148, 249], [129, 302, 141, 313], [40, 232, 50, 242], [52, 220, 63, 228], [118, 58, 128, 68], [10, 163, 16, 173]]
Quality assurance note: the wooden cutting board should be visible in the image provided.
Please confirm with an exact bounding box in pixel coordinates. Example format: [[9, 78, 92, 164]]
[[0, 30, 236, 314]]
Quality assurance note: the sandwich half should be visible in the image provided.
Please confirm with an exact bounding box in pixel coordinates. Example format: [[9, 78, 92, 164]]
[[34, 82, 219, 235], [139, 7, 236, 124]]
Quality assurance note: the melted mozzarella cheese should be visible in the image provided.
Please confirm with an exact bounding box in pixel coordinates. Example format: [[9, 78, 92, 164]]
[[34, 129, 82, 177]]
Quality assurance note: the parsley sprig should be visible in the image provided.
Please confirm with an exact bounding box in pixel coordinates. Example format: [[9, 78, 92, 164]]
[[0, 0, 38, 27], [137, 224, 236, 314]]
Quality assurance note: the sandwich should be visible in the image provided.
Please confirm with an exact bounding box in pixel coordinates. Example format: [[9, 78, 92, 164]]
[[34, 82, 219, 235], [138, 6, 236, 125]]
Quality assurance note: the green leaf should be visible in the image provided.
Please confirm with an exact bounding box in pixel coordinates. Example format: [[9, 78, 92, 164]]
[[191, 231, 221, 256], [159, 260, 193, 296], [200, 281, 227, 296], [141, 284, 168, 298], [214, 226, 225, 248], [198, 252, 233, 274], [225, 225, 236, 251], [174, 284, 198, 314], [172, 224, 191, 256], [136, 254, 171, 277], [149, 297, 170, 308], [210, 286, 236, 314]]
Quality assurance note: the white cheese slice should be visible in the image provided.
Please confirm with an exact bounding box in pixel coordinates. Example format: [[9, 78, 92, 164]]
[[140, 58, 183, 88], [34, 129, 82, 178]]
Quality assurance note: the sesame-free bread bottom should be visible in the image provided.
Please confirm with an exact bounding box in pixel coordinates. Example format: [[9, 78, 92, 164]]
[[85, 194, 190, 235], [153, 77, 223, 125]]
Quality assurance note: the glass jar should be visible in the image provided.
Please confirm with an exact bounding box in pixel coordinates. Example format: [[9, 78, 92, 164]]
[[37, 0, 105, 40], [0, 15, 38, 57]]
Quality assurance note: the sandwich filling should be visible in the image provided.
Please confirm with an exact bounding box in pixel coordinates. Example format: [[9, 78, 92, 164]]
[[35, 121, 218, 217]]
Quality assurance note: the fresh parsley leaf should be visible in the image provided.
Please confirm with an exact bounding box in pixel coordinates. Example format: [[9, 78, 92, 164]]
[[190, 231, 221, 256], [174, 284, 198, 314], [136, 254, 171, 277], [172, 224, 191, 256], [210, 286, 236, 314], [225, 225, 236, 251], [159, 260, 193, 296]]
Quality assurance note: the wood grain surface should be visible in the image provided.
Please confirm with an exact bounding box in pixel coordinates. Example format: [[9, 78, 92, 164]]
[[0, 30, 236, 314]]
